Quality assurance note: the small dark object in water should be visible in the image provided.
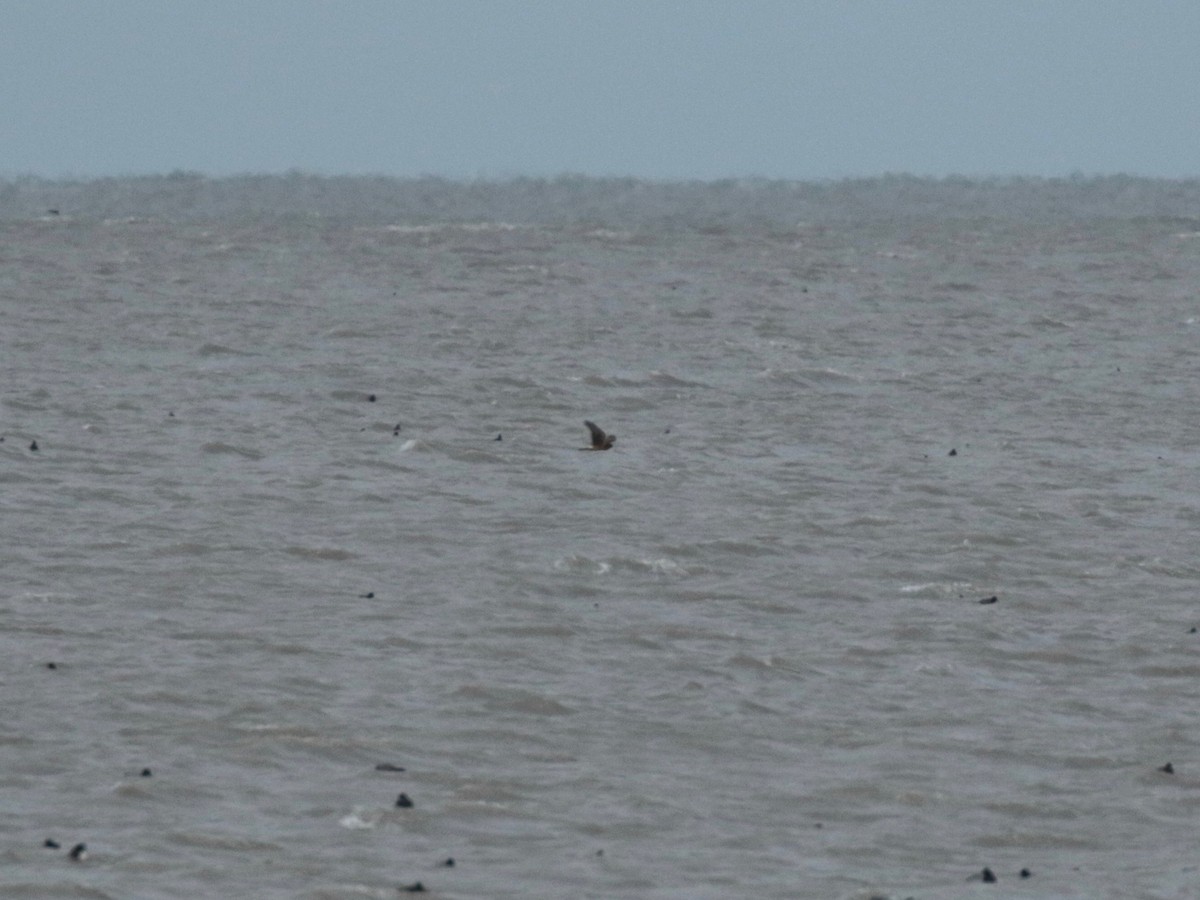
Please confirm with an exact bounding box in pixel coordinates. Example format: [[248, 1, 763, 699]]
[[396, 792, 415, 808], [46, 662, 57, 669], [1190, 627, 1197, 634], [401, 881, 426, 892], [979, 595, 998, 605], [1160, 762, 1175, 774], [495, 433, 502, 441], [1020, 868, 1032, 878], [30, 440, 39, 451], [443, 857, 455, 867], [368, 394, 377, 402], [69, 843, 87, 861], [375, 763, 406, 772], [168, 411, 175, 417], [948, 448, 957, 456], [360, 592, 375, 599], [582, 420, 615, 451], [981, 866, 997, 883], [44, 838, 60, 849], [140, 768, 153, 777]]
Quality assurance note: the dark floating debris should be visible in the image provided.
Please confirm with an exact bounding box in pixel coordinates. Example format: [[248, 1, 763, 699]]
[[1190, 627, 1197, 634], [442, 857, 455, 867], [979, 595, 998, 605], [967, 866, 997, 883], [395, 792, 415, 808], [948, 448, 957, 456], [30, 440, 39, 452], [393, 423, 401, 436], [1020, 868, 1032, 878], [375, 763, 406, 772], [140, 768, 153, 777], [368, 394, 377, 402], [46, 662, 57, 670], [494, 433, 502, 441], [44, 838, 60, 849], [69, 843, 88, 861], [401, 881, 427, 892], [1160, 762, 1175, 774], [360, 592, 375, 599]]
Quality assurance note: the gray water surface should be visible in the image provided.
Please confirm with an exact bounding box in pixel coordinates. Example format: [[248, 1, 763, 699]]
[[3, 192, 1200, 899]]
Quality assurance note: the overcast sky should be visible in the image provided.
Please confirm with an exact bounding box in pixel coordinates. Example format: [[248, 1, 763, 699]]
[[5, 0, 1199, 180]]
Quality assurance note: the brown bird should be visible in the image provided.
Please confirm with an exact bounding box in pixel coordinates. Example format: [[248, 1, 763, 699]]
[[582, 420, 616, 450]]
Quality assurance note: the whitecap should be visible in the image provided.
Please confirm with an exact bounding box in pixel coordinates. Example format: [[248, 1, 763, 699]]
[[338, 807, 379, 830]]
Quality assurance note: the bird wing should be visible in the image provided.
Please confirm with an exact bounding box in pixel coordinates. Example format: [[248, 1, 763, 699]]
[[584, 420, 607, 449]]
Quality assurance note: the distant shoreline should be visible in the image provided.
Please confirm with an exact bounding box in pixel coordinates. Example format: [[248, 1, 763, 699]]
[[2, 172, 1197, 227]]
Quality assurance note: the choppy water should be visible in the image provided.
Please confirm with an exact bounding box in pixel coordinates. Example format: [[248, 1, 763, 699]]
[[4, 186, 1200, 899]]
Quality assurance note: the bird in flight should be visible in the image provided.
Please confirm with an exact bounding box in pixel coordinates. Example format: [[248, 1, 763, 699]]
[[582, 420, 616, 451]]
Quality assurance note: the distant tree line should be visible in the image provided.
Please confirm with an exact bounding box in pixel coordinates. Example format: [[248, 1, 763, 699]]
[[0, 172, 1197, 229]]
